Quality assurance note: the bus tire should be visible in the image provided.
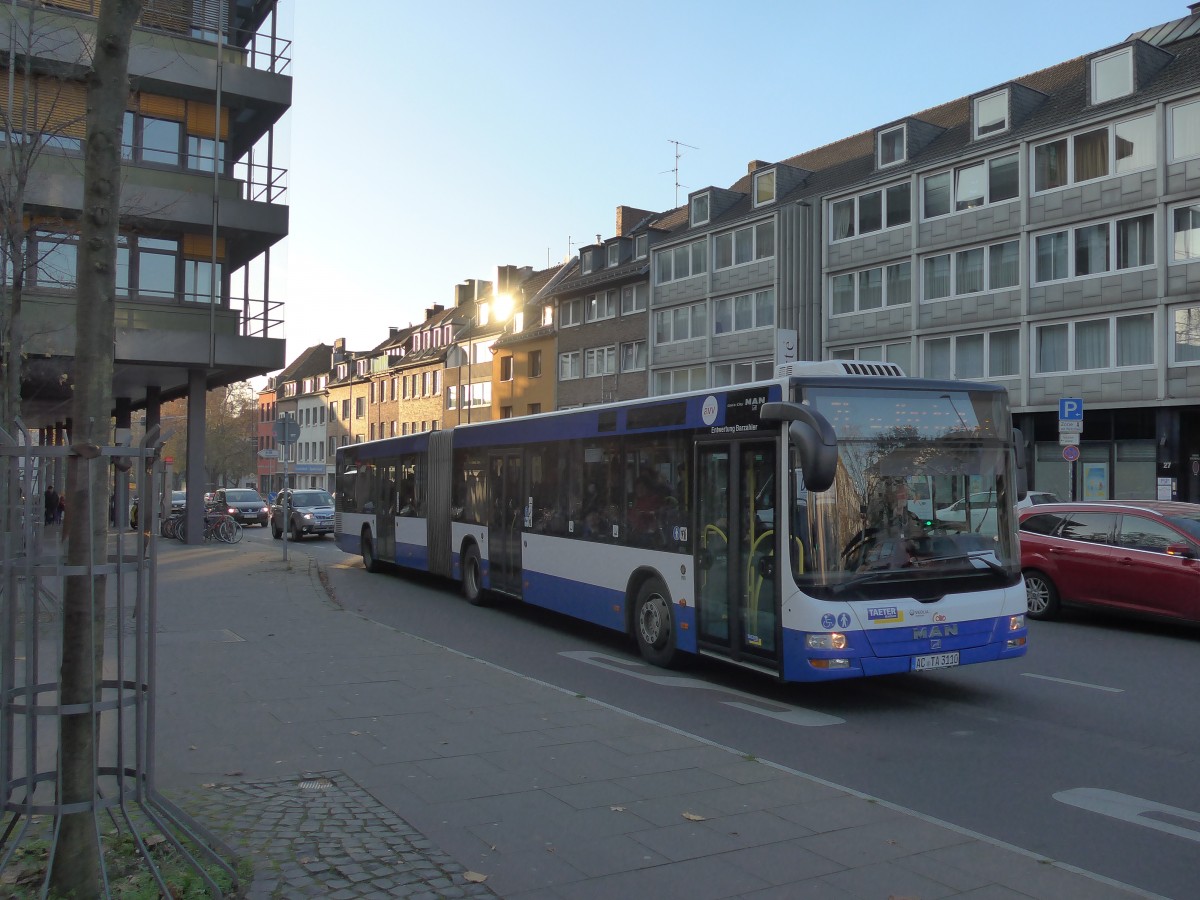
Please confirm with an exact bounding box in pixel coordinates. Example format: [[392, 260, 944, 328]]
[[634, 577, 677, 667], [1023, 568, 1060, 620], [461, 543, 487, 606], [361, 528, 381, 573]]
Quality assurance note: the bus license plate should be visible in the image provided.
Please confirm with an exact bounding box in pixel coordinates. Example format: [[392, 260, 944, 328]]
[[913, 652, 959, 672]]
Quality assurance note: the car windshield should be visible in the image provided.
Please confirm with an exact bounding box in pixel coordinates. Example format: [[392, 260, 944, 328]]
[[225, 490, 262, 503], [172, 491, 186, 502], [1166, 511, 1200, 542], [291, 491, 333, 507]]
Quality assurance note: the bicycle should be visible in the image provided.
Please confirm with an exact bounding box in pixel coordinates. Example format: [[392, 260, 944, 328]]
[[175, 512, 242, 544]]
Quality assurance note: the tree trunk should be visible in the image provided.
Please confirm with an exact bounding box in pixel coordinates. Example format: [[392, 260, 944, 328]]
[[50, 1, 143, 895]]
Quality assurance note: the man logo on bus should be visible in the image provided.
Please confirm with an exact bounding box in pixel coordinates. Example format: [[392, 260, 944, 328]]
[[701, 395, 719, 425]]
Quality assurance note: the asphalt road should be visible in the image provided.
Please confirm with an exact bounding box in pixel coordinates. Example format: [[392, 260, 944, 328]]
[[258, 528, 1200, 899]]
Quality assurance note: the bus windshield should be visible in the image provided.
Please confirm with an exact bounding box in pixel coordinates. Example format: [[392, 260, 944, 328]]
[[792, 386, 1020, 597]]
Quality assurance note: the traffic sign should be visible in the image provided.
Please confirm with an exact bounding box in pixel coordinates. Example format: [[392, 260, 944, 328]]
[[1059, 433, 1080, 446], [1058, 419, 1083, 433], [1059, 398, 1083, 420], [257, 448, 280, 459], [1063, 445, 1080, 462], [273, 418, 300, 444]]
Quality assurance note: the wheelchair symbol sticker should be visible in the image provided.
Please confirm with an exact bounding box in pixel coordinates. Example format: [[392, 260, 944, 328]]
[[821, 613, 836, 630]]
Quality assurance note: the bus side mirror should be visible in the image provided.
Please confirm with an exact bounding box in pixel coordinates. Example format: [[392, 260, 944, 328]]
[[1013, 427, 1029, 502], [760, 402, 838, 493]]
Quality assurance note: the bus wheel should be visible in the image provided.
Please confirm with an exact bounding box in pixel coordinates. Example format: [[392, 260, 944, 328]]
[[461, 544, 488, 606], [361, 529, 381, 573], [1023, 569, 1060, 620], [634, 578, 677, 667]]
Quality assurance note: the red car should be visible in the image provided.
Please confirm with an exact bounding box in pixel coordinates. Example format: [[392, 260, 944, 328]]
[[1019, 501, 1200, 623]]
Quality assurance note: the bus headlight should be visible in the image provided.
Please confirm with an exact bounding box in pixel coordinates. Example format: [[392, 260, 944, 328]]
[[806, 633, 847, 651], [1009, 614, 1025, 631]]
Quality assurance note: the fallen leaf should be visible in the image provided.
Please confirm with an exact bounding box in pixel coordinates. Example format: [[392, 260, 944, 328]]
[[464, 871, 488, 883], [145, 834, 166, 848], [224, 770, 243, 777], [188, 745, 197, 751], [682, 812, 706, 822], [350, 730, 362, 736], [610, 806, 626, 812]]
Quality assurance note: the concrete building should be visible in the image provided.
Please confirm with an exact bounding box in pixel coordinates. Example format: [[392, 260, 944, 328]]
[[0, 1, 288, 523]]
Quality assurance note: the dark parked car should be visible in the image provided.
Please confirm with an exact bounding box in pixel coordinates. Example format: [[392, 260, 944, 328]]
[[211, 488, 270, 527], [1019, 501, 1200, 623], [271, 489, 335, 540]]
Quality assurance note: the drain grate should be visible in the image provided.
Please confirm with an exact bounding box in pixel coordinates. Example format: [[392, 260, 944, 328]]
[[298, 776, 334, 791]]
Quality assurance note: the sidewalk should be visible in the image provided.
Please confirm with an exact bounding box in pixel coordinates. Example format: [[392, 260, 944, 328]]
[[151, 537, 1155, 900]]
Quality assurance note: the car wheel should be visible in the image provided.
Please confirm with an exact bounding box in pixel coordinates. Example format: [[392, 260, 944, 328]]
[[461, 543, 487, 606], [1023, 569, 1061, 620], [271, 519, 282, 540], [634, 577, 678, 667], [361, 529, 380, 573]]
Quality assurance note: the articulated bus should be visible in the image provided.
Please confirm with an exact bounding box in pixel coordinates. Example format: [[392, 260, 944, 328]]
[[334, 361, 1029, 682]]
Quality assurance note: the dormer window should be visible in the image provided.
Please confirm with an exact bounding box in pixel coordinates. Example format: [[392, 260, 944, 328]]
[[878, 125, 906, 168], [634, 234, 648, 259], [690, 193, 710, 227], [753, 169, 776, 206], [607, 243, 620, 267], [542, 304, 553, 326], [974, 90, 1009, 139], [582, 249, 595, 274], [1092, 47, 1133, 104]]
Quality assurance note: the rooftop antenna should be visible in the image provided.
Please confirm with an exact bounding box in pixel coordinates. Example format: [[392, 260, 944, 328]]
[[663, 139, 698, 207]]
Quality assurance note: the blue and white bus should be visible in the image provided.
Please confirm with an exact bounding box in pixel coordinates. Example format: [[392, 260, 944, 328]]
[[334, 361, 1029, 682]]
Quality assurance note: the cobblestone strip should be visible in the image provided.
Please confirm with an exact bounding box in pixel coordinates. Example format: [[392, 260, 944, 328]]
[[181, 770, 497, 899]]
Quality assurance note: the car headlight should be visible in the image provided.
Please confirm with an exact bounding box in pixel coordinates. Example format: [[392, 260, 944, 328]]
[[226, 507, 237, 515], [303, 513, 314, 520]]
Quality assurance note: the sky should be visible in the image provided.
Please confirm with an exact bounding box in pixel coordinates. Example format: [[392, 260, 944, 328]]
[[273, 0, 1190, 366]]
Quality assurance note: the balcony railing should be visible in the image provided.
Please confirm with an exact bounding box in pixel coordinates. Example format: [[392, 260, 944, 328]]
[[233, 159, 288, 205]]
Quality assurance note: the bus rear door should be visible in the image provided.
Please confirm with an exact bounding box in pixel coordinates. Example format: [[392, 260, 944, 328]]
[[487, 450, 524, 596], [695, 439, 780, 670]]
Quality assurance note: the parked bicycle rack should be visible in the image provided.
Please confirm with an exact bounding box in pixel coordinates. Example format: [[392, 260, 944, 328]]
[[0, 422, 238, 897]]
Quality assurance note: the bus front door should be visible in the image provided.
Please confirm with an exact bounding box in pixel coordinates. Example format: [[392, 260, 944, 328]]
[[375, 462, 397, 564], [695, 440, 779, 667], [488, 451, 524, 596]]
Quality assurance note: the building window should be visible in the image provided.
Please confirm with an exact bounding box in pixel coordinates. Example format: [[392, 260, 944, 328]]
[[1172, 305, 1200, 363], [653, 366, 706, 396], [582, 249, 595, 274], [877, 124, 905, 167], [923, 152, 1018, 218], [654, 303, 706, 344], [607, 243, 620, 267], [1170, 100, 1200, 161], [713, 359, 773, 387], [829, 262, 911, 316], [585, 290, 617, 322], [528, 403, 542, 415], [585, 346, 616, 377], [974, 90, 1008, 139], [1033, 214, 1155, 283], [690, 193, 710, 227], [829, 183, 910, 241], [714, 289, 774, 334], [1032, 113, 1154, 192], [529, 350, 542, 377], [1092, 47, 1133, 104], [634, 234, 649, 259], [829, 341, 912, 374], [1171, 203, 1200, 261], [355, 397, 365, 418], [1035, 313, 1154, 373], [621, 283, 648, 314], [713, 221, 774, 269], [31, 231, 78, 290], [620, 340, 646, 372], [499, 356, 513, 381], [654, 239, 707, 284], [922, 329, 1019, 379], [920, 239, 1019, 301], [753, 169, 776, 206], [558, 351, 580, 380], [500, 406, 513, 419], [559, 298, 581, 327]]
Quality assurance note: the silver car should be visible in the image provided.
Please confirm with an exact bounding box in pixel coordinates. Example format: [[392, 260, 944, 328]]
[[271, 489, 335, 540]]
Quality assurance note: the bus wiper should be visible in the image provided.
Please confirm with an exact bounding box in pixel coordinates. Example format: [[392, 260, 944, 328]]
[[829, 570, 909, 596], [911, 551, 1005, 573]]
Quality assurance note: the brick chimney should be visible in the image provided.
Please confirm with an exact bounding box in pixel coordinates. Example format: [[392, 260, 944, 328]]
[[616, 205, 655, 236], [747, 160, 771, 173]]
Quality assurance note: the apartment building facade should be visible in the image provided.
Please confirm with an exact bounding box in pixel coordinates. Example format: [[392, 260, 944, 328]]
[[492, 263, 572, 418]]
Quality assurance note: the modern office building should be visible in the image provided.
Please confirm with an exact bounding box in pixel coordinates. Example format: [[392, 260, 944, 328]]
[[0, 0, 289, 510]]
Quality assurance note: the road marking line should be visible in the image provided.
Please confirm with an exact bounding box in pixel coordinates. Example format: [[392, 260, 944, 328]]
[[558, 650, 843, 726], [1055, 788, 1200, 843], [1022, 672, 1123, 692]]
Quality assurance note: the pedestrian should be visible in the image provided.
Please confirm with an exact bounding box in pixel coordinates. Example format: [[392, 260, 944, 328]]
[[44, 484, 58, 525], [56, 494, 65, 524]]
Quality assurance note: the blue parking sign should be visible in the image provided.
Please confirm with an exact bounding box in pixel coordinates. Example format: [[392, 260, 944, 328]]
[[1059, 398, 1083, 420]]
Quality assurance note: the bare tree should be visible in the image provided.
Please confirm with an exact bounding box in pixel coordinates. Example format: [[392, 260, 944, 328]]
[[52, 0, 144, 894], [204, 382, 257, 487]]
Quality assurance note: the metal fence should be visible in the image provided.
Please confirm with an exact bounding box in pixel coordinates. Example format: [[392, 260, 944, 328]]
[[0, 423, 237, 897]]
